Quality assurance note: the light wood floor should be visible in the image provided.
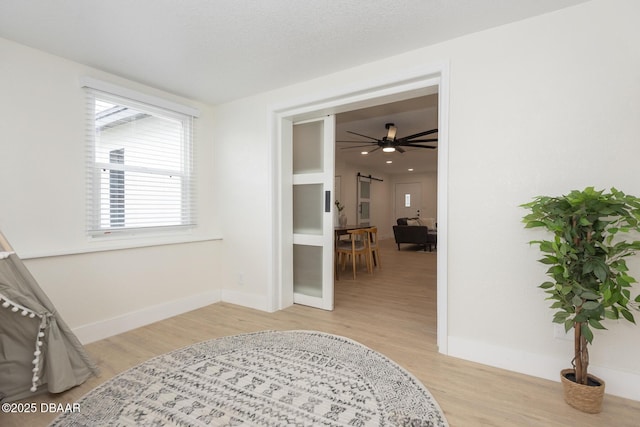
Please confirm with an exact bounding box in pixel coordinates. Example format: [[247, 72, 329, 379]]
[[3, 239, 639, 426]]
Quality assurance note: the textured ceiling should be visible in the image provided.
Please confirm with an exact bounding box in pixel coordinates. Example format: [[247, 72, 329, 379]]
[[1, 0, 589, 175], [0, 0, 589, 105]]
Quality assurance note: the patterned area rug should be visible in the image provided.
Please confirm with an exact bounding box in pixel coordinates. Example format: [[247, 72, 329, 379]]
[[50, 330, 448, 426]]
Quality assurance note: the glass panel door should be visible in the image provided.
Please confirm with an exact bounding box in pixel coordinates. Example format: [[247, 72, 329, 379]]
[[357, 175, 371, 226], [292, 116, 335, 310]]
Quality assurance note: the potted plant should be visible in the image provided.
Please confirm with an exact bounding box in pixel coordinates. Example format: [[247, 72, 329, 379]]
[[521, 187, 640, 413], [335, 200, 347, 227]]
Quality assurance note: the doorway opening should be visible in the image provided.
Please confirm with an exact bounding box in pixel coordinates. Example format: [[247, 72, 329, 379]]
[[335, 93, 438, 238], [270, 65, 449, 354]]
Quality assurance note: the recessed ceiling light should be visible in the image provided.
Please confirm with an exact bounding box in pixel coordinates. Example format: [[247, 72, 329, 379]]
[[408, 168, 414, 172], [361, 151, 368, 155], [386, 160, 393, 164]]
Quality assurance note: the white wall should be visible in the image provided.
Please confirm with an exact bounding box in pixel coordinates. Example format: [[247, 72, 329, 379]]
[[0, 37, 230, 342], [213, 0, 640, 400], [208, 94, 274, 310]]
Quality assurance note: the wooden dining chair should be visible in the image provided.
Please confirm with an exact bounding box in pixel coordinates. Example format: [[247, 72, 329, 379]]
[[365, 226, 381, 269], [335, 228, 372, 280]]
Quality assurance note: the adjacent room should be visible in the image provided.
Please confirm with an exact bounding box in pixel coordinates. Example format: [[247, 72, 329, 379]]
[[1, 1, 640, 426]]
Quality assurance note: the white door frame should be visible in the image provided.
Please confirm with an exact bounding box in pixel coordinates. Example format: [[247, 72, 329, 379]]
[[267, 63, 450, 354]]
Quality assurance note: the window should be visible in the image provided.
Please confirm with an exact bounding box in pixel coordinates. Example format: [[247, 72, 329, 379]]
[[84, 80, 198, 236], [109, 148, 125, 227]]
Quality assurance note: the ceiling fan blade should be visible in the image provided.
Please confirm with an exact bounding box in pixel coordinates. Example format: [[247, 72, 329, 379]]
[[340, 144, 378, 149], [336, 140, 378, 143], [397, 128, 438, 142], [346, 130, 380, 141], [396, 146, 405, 153], [403, 144, 437, 149], [368, 147, 381, 153], [402, 138, 438, 143]]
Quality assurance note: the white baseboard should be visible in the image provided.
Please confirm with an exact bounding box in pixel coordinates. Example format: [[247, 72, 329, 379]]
[[447, 336, 640, 401], [73, 290, 221, 344]]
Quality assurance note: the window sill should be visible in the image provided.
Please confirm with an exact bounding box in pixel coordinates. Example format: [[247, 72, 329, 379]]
[[20, 232, 223, 260]]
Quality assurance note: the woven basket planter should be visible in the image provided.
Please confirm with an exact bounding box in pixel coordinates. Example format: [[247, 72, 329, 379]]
[[560, 368, 605, 414]]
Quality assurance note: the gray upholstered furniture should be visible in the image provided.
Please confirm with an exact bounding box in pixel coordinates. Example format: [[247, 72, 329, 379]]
[[392, 217, 437, 252]]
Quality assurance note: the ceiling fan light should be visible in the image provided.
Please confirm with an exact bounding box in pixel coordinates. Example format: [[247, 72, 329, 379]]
[[382, 146, 395, 153]]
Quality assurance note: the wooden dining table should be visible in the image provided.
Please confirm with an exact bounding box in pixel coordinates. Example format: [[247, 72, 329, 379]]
[[334, 224, 371, 240]]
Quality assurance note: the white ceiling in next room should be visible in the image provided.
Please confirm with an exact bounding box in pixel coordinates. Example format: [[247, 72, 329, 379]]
[[336, 94, 438, 175]]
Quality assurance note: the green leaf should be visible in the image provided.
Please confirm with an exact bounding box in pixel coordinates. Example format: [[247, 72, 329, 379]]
[[553, 312, 570, 322], [611, 291, 621, 304], [589, 318, 607, 330], [582, 301, 600, 310], [621, 309, 636, 324], [561, 285, 574, 295], [582, 261, 595, 275], [579, 217, 592, 226], [539, 281, 555, 289], [618, 275, 635, 286], [604, 309, 618, 320], [611, 306, 619, 318], [539, 241, 554, 253], [580, 291, 599, 300], [550, 301, 565, 309], [581, 323, 594, 344], [524, 220, 546, 228], [571, 295, 583, 306], [593, 263, 609, 282], [574, 312, 588, 323], [564, 320, 574, 332], [539, 256, 559, 265]]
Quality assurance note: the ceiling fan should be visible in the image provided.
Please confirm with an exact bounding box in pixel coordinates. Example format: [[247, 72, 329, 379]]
[[337, 122, 437, 153]]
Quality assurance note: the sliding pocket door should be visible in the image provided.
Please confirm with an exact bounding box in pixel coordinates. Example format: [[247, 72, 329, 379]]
[[292, 116, 335, 310]]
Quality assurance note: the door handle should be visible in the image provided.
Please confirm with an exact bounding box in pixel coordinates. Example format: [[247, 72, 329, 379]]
[[325, 190, 331, 213]]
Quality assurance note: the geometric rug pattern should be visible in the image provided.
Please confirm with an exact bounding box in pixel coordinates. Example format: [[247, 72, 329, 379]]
[[49, 330, 448, 426]]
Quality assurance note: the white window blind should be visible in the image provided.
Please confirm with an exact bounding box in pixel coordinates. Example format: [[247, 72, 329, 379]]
[[84, 85, 197, 236]]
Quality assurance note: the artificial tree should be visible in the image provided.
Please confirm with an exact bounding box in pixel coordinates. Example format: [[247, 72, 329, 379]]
[[522, 187, 640, 386]]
